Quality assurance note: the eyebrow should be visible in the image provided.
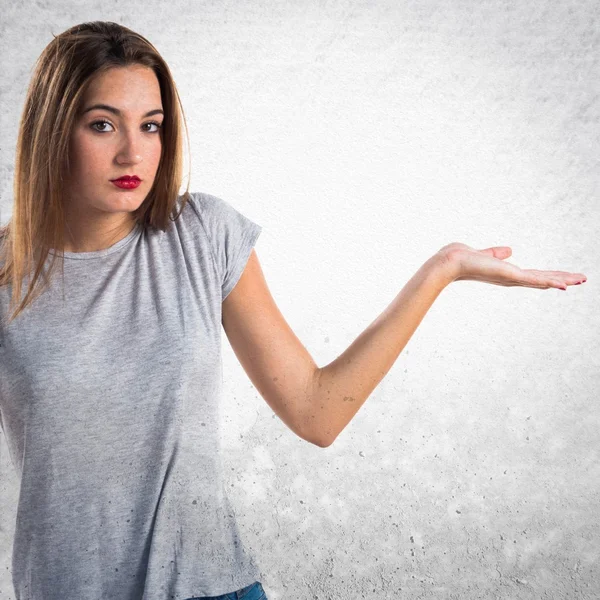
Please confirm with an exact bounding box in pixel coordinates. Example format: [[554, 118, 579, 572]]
[[81, 103, 164, 118]]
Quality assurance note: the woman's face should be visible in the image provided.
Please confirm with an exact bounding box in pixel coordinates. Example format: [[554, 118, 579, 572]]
[[66, 65, 164, 225]]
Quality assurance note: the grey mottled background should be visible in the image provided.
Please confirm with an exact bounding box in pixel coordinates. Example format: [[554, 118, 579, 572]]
[[1, 1, 598, 599]]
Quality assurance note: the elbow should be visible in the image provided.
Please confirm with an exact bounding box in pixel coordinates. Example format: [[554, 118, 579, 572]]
[[302, 427, 332, 448], [310, 424, 336, 448], [320, 428, 339, 448], [304, 367, 335, 448], [301, 369, 339, 448], [299, 418, 334, 448], [314, 435, 333, 449], [304, 417, 335, 449]]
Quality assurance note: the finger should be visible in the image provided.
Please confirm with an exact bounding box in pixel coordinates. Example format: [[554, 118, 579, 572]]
[[529, 270, 587, 282], [479, 246, 512, 258], [550, 271, 587, 281], [517, 269, 564, 289]]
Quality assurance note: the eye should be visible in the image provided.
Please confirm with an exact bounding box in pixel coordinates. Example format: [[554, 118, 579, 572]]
[[143, 121, 163, 133], [89, 119, 163, 133], [90, 119, 114, 133]]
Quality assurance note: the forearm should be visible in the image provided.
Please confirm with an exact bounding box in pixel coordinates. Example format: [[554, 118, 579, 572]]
[[309, 253, 454, 447]]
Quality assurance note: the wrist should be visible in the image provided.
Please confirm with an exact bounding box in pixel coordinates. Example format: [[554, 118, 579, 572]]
[[429, 250, 460, 287]]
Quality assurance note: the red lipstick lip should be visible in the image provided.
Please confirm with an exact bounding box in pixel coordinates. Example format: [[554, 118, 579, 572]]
[[111, 176, 141, 181]]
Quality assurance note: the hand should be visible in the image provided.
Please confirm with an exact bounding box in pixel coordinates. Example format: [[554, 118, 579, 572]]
[[437, 242, 587, 290]]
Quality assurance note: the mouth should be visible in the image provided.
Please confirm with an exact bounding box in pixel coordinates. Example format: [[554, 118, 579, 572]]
[[111, 178, 142, 189], [111, 176, 141, 182]]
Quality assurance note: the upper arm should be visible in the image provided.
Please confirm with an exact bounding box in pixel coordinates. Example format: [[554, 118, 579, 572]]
[[221, 249, 323, 446]]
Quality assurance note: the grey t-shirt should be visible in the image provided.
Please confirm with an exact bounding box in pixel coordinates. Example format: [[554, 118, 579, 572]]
[[0, 191, 263, 599]]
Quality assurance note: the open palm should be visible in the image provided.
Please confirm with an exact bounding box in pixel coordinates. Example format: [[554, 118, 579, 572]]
[[439, 242, 587, 291]]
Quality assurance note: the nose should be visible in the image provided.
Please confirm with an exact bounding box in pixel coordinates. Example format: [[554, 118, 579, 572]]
[[116, 131, 144, 164], [116, 153, 142, 164]]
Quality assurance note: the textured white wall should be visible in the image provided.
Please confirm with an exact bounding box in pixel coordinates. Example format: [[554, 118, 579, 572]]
[[1, 1, 598, 599]]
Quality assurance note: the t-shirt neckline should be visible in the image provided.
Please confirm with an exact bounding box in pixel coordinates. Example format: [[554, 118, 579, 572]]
[[48, 222, 142, 260]]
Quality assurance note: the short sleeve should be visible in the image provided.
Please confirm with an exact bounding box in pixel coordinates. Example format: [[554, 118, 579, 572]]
[[188, 192, 263, 302]]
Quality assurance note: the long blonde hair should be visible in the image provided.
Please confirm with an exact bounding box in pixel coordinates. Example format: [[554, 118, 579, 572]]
[[0, 21, 192, 326]]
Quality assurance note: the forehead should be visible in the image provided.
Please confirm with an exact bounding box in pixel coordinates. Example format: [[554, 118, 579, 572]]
[[81, 66, 162, 112]]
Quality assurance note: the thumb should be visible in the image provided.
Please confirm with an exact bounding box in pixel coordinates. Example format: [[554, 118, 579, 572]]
[[479, 246, 512, 259]]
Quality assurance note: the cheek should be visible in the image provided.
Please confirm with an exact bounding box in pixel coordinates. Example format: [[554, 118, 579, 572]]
[[70, 135, 106, 174], [150, 138, 163, 165]]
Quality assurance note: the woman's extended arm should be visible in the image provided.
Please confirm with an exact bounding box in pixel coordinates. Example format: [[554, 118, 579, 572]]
[[309, 244, 587, 447]]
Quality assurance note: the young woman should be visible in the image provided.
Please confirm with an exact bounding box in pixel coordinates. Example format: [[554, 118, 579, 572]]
[[0, 20, 586, 600], [0, 20, 268, 600]]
